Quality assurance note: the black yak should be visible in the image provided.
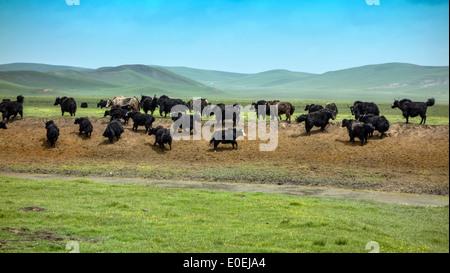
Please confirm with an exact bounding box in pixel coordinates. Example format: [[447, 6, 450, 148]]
[[157, 96, 189, 118], [104, 108, 130, 124], [350, 101, 379, 120], [45, 120, 59, 147], [171, 112, 202, 134], [341, 119, 375, 146], [296, 108, 336, 135], [97, 100, 107, 109], [250, 100, 268, 119], [74, 117, 93, 137], [210, 103, 241, 127], [0, 95, 24, 121], [0, 121, 7, 129], [358, 114, 390, 138], [102, 120, 124, 143], [209, 128, 246, 150], [54, 97, 77, 116], [141, 96, 158, 115], [304, 104, 323, 113], [127, 112, 156, 133], [325, 102, 338, 116], [391, 98, 435, 124], [148, 126, 172, 151]]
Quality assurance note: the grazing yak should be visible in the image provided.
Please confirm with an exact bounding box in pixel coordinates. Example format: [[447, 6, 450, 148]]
[[44, 120, 59, 148], [0, 95, 24, 122], [148, 126, 172, 151], [210, 128, 246, 150], [74, 117, 93, 137], [54, 97, 77, 116], [0, 121, 7, 129], [106, 96, 140, 111], [157, 95, 189, 118], [102, 119, 124, 143], [171, 112, 202, 133], [251, 100, 268, 119], [391, 98, 435, 124], [304, 104, 323, 113], [210, 103, 241, 127], [80, 102, 88, 108], [358, 114, 390, 138], [268, 101, 295, 123], [325, 102, 338, 116], [341, 119, 375, 146], [97, 100, 108, 109], [127, 112, 156, 133], [104, 108, 130, 124], [188, 98, 210, 115], [350, 101, 379, 120], [296, 108, 336, 135], [141, 95, 158, 115]]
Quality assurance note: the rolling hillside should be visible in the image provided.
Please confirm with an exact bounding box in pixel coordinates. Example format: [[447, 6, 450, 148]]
[[161, 63, 448, 102], [0, 62, 447, 102], [215, 69, 316, 88], [0, 64, 223, 98], [160, 66, 248, 84], [0, 63, 92, 72]]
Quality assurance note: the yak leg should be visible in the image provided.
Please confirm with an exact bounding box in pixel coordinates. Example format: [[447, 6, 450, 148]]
[[420, 114, 426, 125]]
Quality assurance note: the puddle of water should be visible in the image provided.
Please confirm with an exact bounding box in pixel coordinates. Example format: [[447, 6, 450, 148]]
[[1, 172, 448, 207]]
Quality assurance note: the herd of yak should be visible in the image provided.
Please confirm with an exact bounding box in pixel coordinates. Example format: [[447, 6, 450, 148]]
[[0, 94, 436, 150]]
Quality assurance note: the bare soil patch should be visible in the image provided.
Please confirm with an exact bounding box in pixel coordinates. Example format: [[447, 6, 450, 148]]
[[19, 206, 46, 212]]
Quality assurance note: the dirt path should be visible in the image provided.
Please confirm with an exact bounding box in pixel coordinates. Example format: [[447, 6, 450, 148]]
[[0, 117, 448, 195], [1, 172, 448, 207]]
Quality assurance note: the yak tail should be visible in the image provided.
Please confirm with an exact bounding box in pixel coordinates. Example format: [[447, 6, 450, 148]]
[[426, 98, 435, 107], [290, 104, 295, 115], [296, 114, 308, 123]]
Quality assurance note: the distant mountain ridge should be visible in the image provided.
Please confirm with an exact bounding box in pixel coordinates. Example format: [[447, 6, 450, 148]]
[[0, 63, 222, 98], [0, 62, 92, 72], [0, 62, 447, 102]]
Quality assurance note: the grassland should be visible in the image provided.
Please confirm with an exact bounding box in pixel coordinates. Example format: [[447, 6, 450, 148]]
[[0, 176, 448, 253], [1, 95, 448, 254]]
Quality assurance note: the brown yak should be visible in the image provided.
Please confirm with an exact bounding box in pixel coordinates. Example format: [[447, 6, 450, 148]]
[[106, 96, 140, 111], [266, 101, 295, 123]]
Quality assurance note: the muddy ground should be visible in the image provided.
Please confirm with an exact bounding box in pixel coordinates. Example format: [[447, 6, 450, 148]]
[[0, 117, 448, 195]]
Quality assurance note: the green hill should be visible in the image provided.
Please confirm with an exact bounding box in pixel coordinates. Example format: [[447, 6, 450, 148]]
[[203, 63, 448, 102], [160, 66, 248, 83], [0, 62, 447, 102], [0, 63, 92, 72], [0, 64, 223, 99], [218, 69, 317, 88], [283, 63, 448, 89], [0, 70, 119, 91]]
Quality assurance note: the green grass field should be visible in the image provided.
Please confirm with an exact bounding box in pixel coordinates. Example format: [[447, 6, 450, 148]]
[[0, 176, 448, 253], [1, 95, 448, 253]]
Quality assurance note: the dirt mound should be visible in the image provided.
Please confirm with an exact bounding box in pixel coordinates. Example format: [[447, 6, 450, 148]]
[[0, 117, 448, 194]]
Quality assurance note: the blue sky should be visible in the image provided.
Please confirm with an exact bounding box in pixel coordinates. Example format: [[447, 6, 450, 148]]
[[0, 0, 448, 73]]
